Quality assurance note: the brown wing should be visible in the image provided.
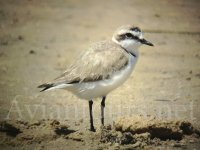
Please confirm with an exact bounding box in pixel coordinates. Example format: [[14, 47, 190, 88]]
[[38, 41, 129, 91]]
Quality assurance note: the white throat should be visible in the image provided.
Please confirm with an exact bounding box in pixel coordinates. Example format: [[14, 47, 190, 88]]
[[112, 37, 140, 56]]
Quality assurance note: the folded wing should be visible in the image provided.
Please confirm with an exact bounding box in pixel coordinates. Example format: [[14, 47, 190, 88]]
[[38, 41, 129, 91]]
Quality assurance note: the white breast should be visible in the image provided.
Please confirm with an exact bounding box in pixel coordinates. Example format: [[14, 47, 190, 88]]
[[65, 54, 138, 100]]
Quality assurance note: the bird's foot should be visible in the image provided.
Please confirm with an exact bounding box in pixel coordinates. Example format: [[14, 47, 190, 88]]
[[90, 126, 96, 132]]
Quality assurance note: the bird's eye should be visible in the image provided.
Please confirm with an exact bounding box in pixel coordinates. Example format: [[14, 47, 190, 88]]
[[125, 33, 133, 38]]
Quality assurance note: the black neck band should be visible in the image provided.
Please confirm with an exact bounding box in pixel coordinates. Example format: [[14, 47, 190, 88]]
[[120, 46, 137, 58]]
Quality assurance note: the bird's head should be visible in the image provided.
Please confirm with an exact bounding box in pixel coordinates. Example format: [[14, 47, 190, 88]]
[[112, 25, 153, 53]]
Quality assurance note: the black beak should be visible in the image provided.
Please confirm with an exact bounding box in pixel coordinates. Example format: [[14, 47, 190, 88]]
[[140, 38, 154, 46]]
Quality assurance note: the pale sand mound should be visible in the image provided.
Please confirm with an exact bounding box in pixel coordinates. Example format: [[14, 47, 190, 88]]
[[100, 116, 200, 148], [114, 116, 194, 140]]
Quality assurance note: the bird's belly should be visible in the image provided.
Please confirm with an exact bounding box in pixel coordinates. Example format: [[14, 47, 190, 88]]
[[67, 56, 137, 100]]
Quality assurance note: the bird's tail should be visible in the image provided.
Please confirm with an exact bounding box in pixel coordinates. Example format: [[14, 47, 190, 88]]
[[37, 83, 54, 92]]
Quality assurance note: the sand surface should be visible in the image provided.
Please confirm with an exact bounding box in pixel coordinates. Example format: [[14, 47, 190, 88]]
[[0, 0, 200, 149], [0, 116, 200, 149]]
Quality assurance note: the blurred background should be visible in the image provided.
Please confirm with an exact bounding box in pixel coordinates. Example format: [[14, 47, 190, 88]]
[[0, 0, 200, 148]]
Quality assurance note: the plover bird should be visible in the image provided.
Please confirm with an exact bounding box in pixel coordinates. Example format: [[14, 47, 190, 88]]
[[38, 25, 153, 132]]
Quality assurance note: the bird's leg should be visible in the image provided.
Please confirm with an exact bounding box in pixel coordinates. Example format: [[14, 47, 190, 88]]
[[101, 96, 106, 126], [89, 100, 95, 132]]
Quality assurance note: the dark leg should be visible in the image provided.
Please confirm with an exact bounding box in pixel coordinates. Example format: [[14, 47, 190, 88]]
[[89, 100, 95, 132], [101, 96, 106, 126]]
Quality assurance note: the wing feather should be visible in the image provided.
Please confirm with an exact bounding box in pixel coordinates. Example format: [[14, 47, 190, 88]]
[[38, 41, 129, 91]]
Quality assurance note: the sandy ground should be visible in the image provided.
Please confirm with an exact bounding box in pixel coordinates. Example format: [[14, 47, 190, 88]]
[[0, 0, 200, 149]]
